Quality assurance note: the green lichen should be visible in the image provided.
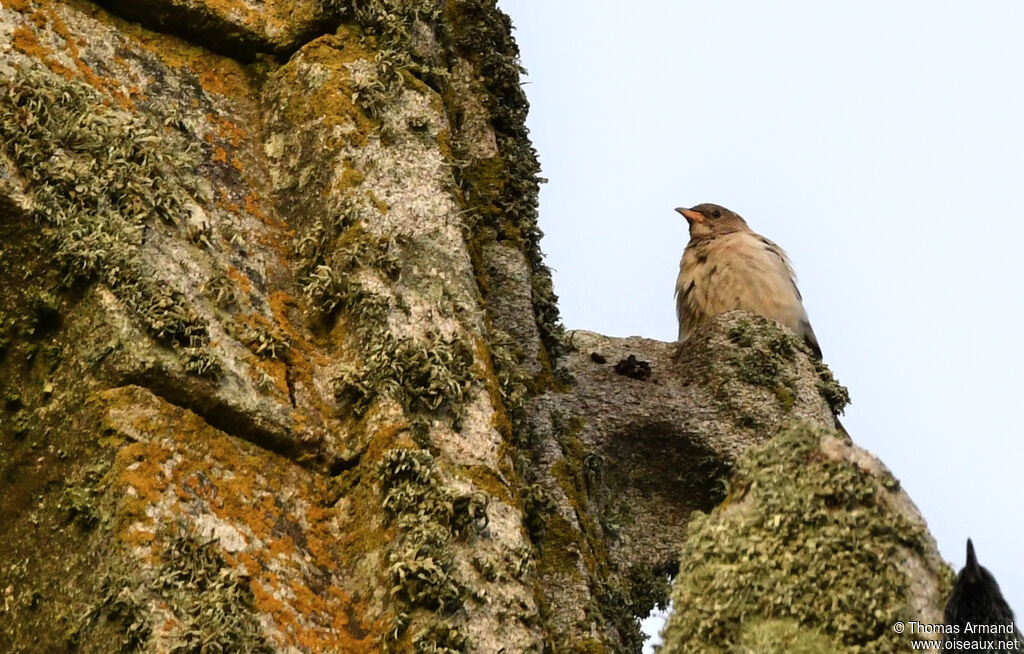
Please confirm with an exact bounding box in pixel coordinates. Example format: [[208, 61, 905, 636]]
[[58, 463, 108, 530], [332, 329, 474, 418], [520, 482, 554, 543], [379, 449, 487, 652], [546, 411, 663, 652], [294, 203, 403, 325], [3, 388, 22, 411], [727, 318, 801, 410], [445, 0, 566, 360], [0, 310, 14, 355], [594, 572, 667, 654], [157, 528, 273, 653], [550, 409, 584, 445], [814, 358, 851, 415], [59, 486, 100, 530], [85, 574, 152, 652], [327, 0, 448, 88], [660, 422, 937, 653], [379, 448, 487, 534], [411, 622, 468, 654], [301, 264, 390, 326], [486, 329, 530, 429], [202, 274, 239, 310], [726, 322, 755, 348], [0, 65, 219, 377], [79, 525, 272, 653], [239, 320, 291, 360], [732, 333, 793, 387], [728, 317, 850, 415], [23, 289, 61, 337]]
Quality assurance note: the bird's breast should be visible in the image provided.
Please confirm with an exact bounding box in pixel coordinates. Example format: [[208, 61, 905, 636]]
[[676, 232, 807, 340]]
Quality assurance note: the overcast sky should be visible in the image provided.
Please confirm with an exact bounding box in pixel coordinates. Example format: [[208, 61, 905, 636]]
[[497, 0, 1024, 646]]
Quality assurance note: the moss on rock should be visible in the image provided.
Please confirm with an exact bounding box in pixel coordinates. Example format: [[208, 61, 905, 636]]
[[726, 318, 801, 408], [814, 358, 851, 415], [734, 619, 843, 653], [660, 421, 941, 653], [444, 0, 566, 360]]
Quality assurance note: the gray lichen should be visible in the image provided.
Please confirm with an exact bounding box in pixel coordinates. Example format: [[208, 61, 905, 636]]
[[0, 65, 218, 376], [294, 203, 404, 325], [80, 525, 272, 653], [332, 329, 475, 417], [379, 448, 488, 652]]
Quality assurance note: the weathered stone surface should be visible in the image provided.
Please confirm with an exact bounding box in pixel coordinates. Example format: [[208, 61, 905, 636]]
[[0, 0, 549, 650], [522, 314, 847, 650], [92, 0, 329, 59], [0, 0, 952, 652]]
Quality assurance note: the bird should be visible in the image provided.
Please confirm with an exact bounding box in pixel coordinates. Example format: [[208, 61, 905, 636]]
[[675, 203, 822, 359], [942, 539, 1022, 653]]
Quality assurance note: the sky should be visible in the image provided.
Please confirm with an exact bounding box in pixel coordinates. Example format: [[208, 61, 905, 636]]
[[496, 0, 1024, 648]]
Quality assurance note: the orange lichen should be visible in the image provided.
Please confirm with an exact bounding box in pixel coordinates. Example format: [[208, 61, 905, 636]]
[[10, 23, 39, 49], [93, 387, 380, 651], [127, 85, 148, 102], [267, 536, 294, 561], [360, 422, 414, 467], [18, 3, 133, 106], [10, 25, 73, 79], [110, 441, 173, 510], [38, 6, 67, 38], [264, 290, 340, 430], [244, 191, 286, 229], [5, 0, 33, 12], [124, 528, 157, 549], [226, 265, 252, 294], [197, 65, 251, 98], [62, 3, 256, 100], [269, 292, 327, 360], [302, 505, 342, 563], [218, 188, 241, 214], [213, 146, 229, 163], [215, 117, 249, 147], [254, 358, 290, 399], [272, 29, 378, 150]]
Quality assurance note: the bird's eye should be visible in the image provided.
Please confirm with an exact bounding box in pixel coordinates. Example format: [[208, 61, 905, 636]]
[[711, 209, 721, 218]]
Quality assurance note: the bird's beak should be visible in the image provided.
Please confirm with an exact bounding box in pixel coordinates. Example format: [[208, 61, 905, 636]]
[[675, 207, 705, 224], [965, 539, 981, 580]]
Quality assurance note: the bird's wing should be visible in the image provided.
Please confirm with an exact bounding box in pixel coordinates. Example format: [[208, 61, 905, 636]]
[[800, 318, 823, 359], [758, 235, 822, 359], [675, 267, 700, 342], [757, 235, 802, 301]]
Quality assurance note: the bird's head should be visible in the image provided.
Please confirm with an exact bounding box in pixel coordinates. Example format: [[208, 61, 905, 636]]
[[676, 203, 749, 239], [944, 538, 1018, 629], [959, 538, 999, 589]]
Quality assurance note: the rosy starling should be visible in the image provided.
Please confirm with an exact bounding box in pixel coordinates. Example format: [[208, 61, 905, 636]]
[[675, 203, 822, 358]]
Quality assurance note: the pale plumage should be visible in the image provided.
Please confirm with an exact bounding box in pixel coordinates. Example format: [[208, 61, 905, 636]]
[[675, 203, 821, 358]]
